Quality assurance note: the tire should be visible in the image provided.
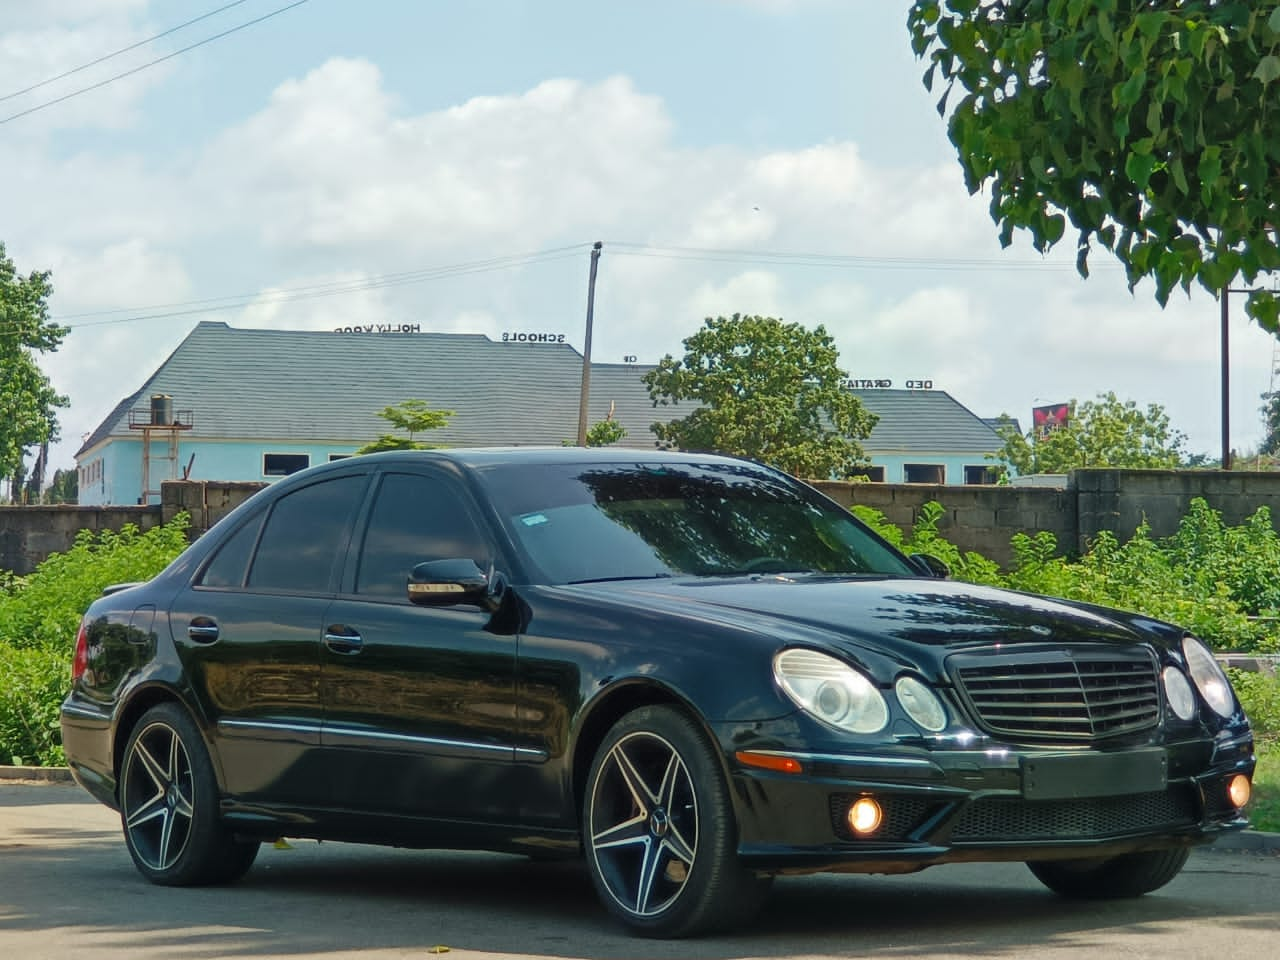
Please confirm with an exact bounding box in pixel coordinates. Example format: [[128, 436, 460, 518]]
[[583, 705, 770, 937], [1027, 848, 1190, 899], [119, 702, 259, 886]]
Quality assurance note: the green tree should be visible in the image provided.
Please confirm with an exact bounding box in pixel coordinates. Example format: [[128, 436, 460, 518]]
[[993, 391, 1187, 474], [1261, 390, 1280, 456], [1, 244, 68, 487], [357, 399, 453, 454], [42, 467, 78, 504], [908, 1, 1280, 330], [643, 314, 877, 478]]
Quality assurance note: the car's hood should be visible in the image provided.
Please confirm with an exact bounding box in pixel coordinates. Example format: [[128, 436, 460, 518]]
[[553, 575, 1170, 680]]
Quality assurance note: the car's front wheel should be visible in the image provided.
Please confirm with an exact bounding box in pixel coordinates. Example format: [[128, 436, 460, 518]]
[[583, 704, 769, 937], [1027, 848, 1190, 899], [119, 702, 259, 886]]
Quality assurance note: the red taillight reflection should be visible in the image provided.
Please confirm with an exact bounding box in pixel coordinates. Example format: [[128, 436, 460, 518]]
[[72, 618, 89, 681]]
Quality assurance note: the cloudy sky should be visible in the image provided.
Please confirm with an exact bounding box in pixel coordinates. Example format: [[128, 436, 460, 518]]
[[3, 0, 1277, 473]]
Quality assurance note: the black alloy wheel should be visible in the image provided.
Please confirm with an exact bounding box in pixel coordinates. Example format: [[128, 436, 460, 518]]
[[584, 705, 769, 937], [119, 703, 258, 886]]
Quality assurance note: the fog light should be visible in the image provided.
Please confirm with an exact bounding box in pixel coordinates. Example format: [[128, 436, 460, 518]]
[[847, 797, 882, 835], [1228, 774, 1252, 809]]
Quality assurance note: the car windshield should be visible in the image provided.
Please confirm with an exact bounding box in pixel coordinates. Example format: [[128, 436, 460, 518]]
[[476, 460, 916, 584]]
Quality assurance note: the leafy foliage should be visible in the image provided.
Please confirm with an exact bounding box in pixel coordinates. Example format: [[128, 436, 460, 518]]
[[1, 242, 68, 485], [908, 1, 1280, 330], [852, 501, 1005, 585], [1261, 390, 1280, 456], [853, 495, 1278, 652], [357, 399, 453, 454], [1230, 669, 1280, 742], [586, 417, 627, 447], [993, 391, 1187, 474], [644, 314, 877, 478], [0, 516, 190, 765]]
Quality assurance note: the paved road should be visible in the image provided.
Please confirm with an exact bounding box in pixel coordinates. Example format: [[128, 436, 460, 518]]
[[3, 782, 1278, 960]]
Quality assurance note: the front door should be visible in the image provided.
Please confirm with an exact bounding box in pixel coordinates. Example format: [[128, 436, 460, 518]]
[[319, 468, 520, 821]]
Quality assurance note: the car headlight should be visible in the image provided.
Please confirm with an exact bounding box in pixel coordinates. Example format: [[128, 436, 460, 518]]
[[1161, 665, 1197, 721], [1182, 635, 1236, 718], [895, 675, 948, 732], [774, 649, 889, 734]]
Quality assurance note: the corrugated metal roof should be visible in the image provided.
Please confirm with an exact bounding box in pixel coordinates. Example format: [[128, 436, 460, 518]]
[[77, 322, 669, 456], [78, 323, 1002, 459], [853, 389, 1003, 453]]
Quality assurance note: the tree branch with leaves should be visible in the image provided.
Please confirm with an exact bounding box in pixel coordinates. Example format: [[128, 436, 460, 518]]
[[1, 243, 68, 492], [909, 0, 1280, 329]]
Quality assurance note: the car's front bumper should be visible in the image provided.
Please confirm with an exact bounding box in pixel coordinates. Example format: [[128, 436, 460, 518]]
[[724, 728, 1255, 874]]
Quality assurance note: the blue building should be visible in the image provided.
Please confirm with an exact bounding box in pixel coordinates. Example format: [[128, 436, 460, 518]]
[[76, 322, 1007, 504]]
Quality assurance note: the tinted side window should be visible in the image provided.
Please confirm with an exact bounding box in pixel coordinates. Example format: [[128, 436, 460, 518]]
[[356, 472, 489, 597], [198, 513, 264, 588], [248, 475, 366, 593]]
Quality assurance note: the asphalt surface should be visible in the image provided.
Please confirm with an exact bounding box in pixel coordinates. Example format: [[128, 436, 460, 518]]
[[2, 780, 1278, 960]]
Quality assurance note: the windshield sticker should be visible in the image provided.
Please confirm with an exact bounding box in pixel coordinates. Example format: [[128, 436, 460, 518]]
[[520, 513, 549, 527]]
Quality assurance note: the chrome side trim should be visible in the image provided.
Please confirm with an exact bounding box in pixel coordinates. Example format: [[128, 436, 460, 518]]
[[217, 719, 321, 743], [321, 725, 548, 762]]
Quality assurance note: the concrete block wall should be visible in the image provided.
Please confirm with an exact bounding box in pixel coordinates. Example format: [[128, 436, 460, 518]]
[[160, 480, 267, 537], [0, 506, 162, 576], [811, 480, 1075, 568]]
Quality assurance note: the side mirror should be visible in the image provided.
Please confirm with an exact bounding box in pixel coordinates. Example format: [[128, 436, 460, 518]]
[[408, 559, 503, 609], [907, 553, 950, 579]]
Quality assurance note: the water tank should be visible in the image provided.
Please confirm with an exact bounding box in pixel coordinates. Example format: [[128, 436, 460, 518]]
[[151, 394, 173, 426]]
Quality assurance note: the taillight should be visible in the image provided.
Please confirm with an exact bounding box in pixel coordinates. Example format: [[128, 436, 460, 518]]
[[72, 617, 90, 682]]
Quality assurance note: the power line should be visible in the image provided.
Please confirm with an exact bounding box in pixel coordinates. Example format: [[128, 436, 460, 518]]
[[0, 0, 311, 125], [53, 244, 591, 322], [605, 241, 1107, 272], [0, 0, 253, 105], [8, 245, 588, 335]]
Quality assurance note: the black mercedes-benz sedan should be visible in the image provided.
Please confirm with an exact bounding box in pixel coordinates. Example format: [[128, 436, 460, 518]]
[[61, 448, 1255, 937]]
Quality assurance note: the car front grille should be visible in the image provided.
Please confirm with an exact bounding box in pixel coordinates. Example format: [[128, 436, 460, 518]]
[[950, 647, 1161, 743], [949, 786, 1198, 842]]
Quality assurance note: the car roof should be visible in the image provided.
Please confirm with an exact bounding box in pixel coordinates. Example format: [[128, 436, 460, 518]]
[[340, 447, 765, 471]]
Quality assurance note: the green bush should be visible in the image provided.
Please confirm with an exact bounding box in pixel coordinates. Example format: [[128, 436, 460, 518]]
[[854, 496, 1279, 653], [0, 515, 189, 766], [1230, 670, 1280, 743], [0, 517, 188, 652], [0, 644, 69, 766]]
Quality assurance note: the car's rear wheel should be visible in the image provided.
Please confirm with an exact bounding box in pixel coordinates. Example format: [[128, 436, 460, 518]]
[[1027, 848, 1190, 899], [583, 704, 769, 937], [119, 703, 258, 886]]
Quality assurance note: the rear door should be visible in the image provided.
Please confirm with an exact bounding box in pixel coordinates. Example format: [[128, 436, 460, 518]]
[[170, 469, 368, 805]]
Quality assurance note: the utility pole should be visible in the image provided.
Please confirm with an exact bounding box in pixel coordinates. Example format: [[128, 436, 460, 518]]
[[577, 241, 603, 446], [1222, 287, 1231, 470]]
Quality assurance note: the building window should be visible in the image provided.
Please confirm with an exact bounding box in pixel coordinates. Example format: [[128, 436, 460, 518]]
[[328, 454, 351, 462], [849, 466, 886, 482], [263, 453, 310, 477], [964, 465, 999, 485], [904, 464, 945, 484]]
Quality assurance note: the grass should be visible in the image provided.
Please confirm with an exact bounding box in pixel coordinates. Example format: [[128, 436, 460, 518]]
[[1250, 741, 1279, 833]]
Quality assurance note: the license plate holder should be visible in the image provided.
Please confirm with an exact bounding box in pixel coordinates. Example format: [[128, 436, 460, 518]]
[[1021, 748, 1167, 801]]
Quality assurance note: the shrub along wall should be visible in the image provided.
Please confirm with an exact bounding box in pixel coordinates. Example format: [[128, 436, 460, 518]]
[[0, 481, 265, 575], [813, 468, 1280, 568], [7, 471, 1280, 575]]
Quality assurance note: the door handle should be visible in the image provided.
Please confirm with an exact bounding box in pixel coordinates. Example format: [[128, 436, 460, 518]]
[[324, 626, 363, 655], [187, 618, 219, 644]]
